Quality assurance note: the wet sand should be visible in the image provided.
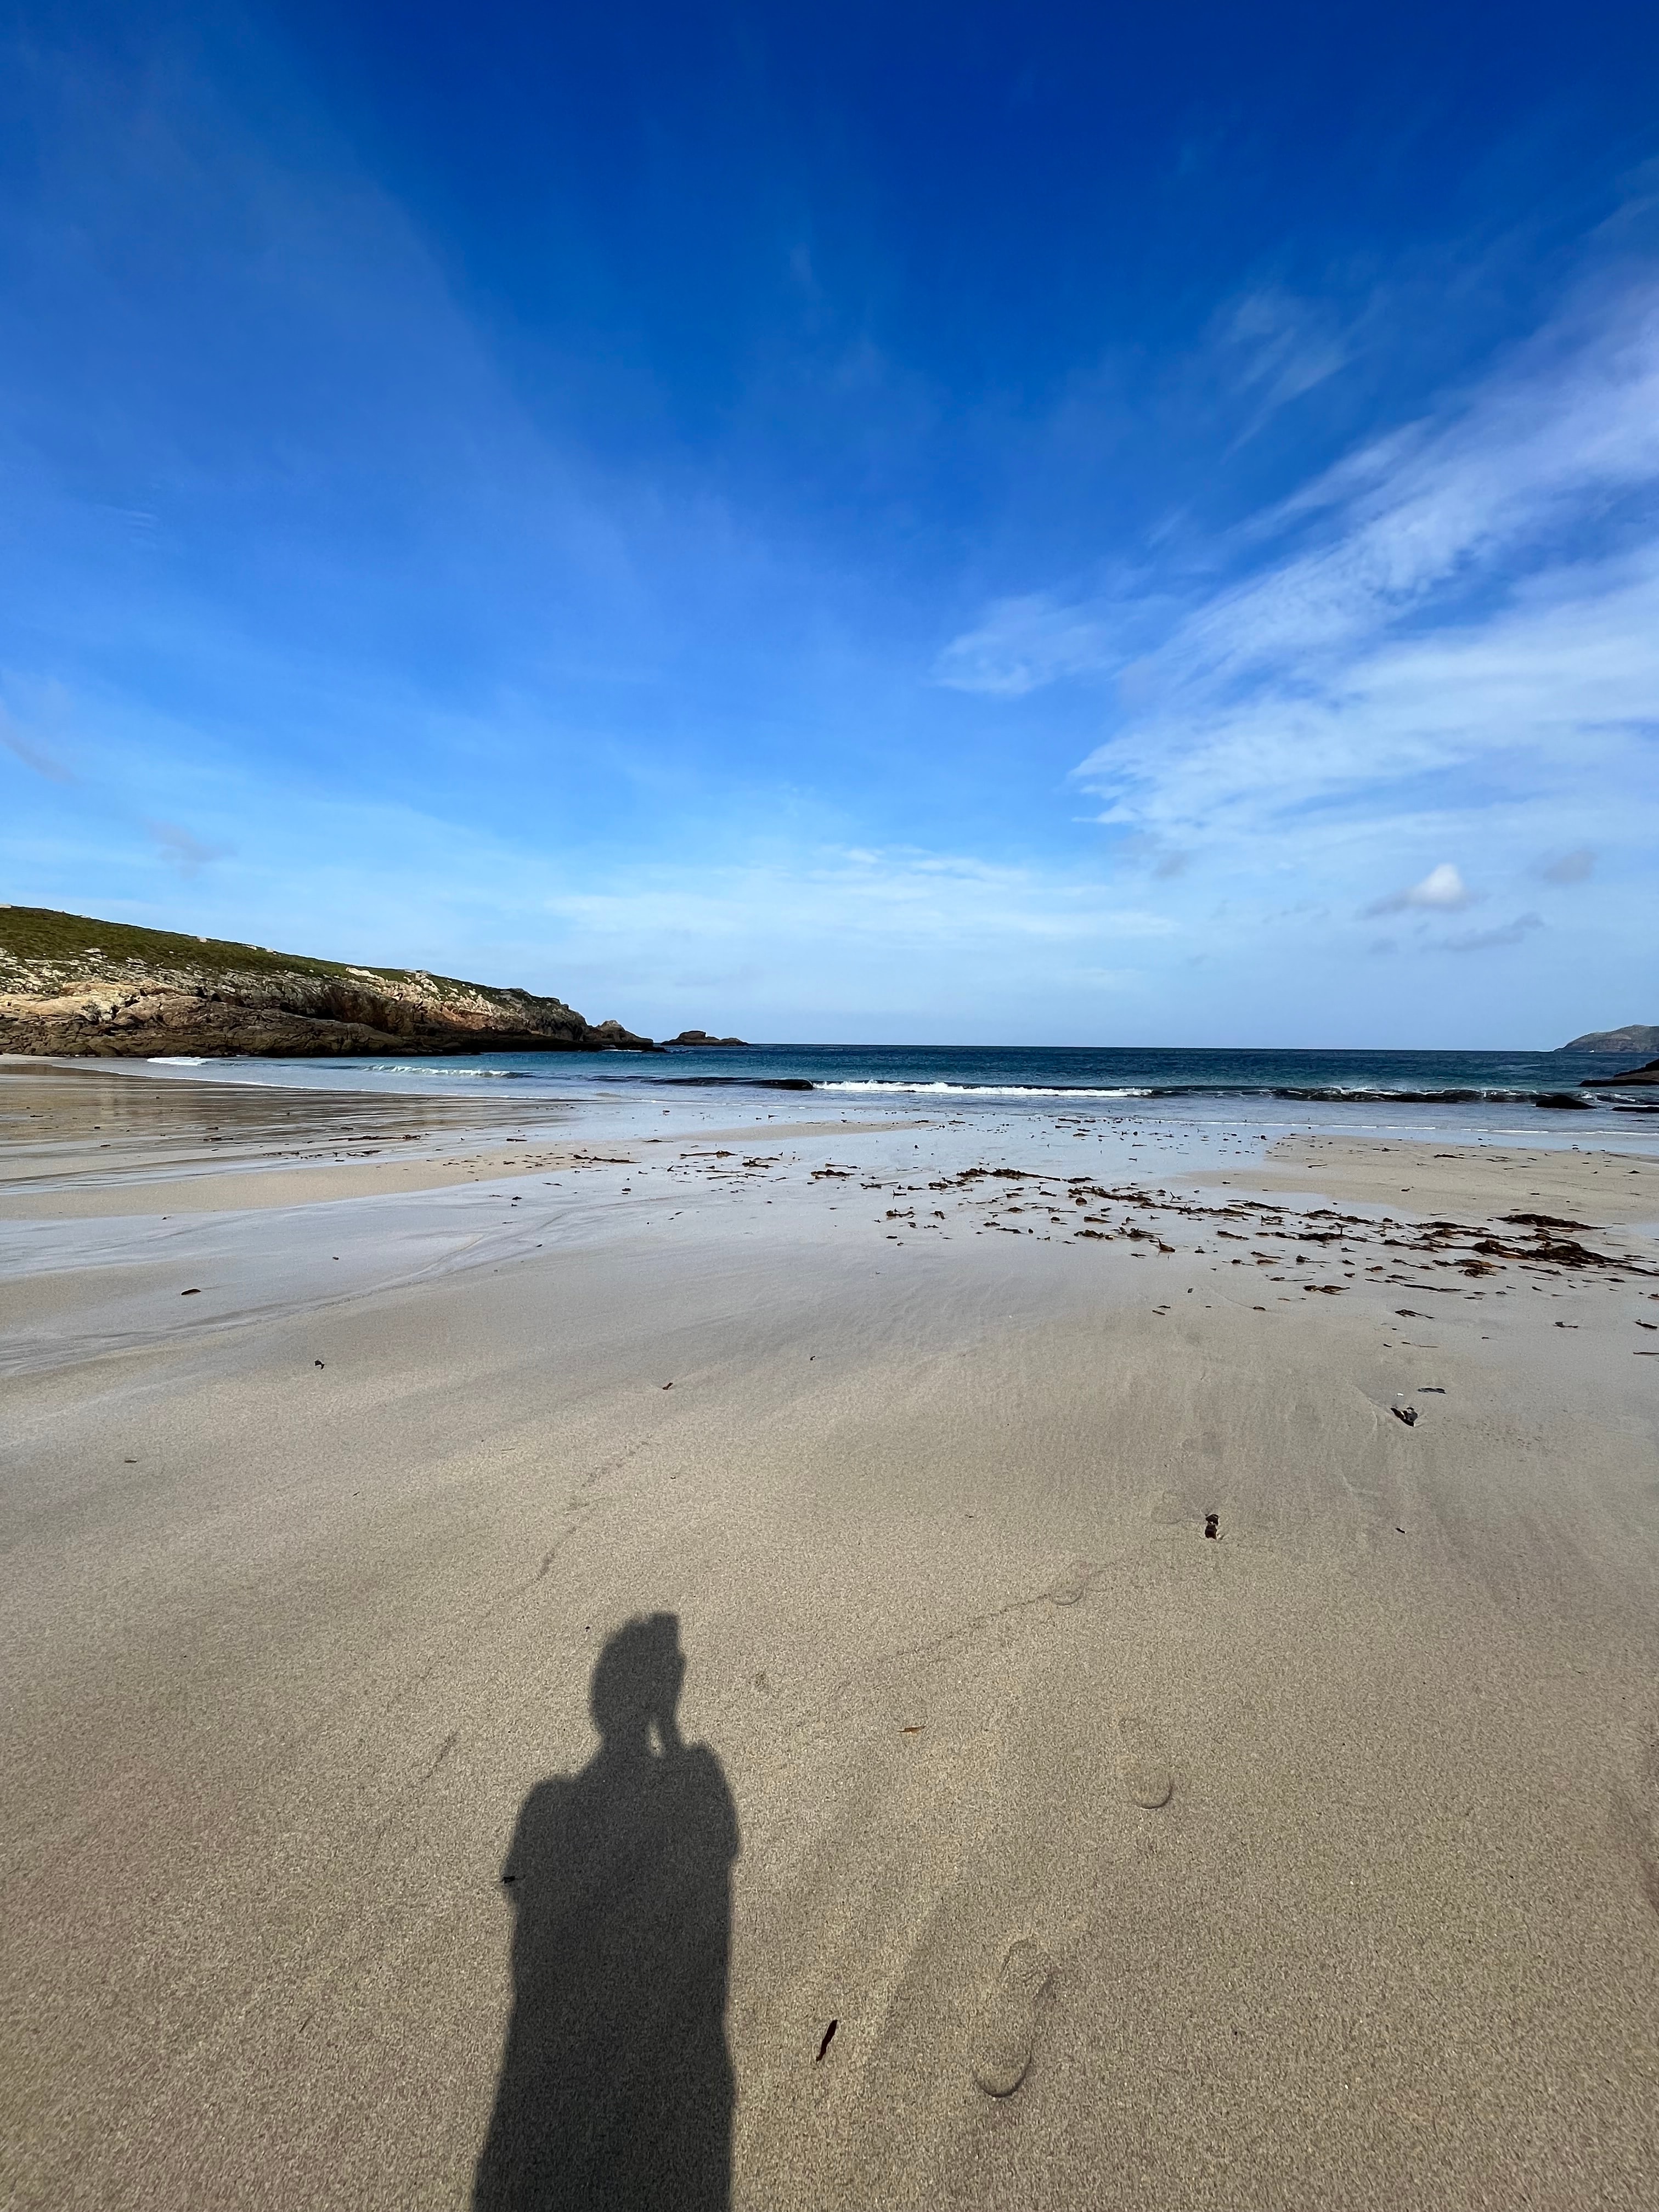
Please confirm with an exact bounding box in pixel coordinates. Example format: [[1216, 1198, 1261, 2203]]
[[0, 1060, 921, 1219], [1221, 1128, 1659, 1224], [4, 1066, 1658, 2209]]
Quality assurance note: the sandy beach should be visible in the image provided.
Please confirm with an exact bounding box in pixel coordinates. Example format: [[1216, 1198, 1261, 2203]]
[[4, 1059, 1658, 2210]]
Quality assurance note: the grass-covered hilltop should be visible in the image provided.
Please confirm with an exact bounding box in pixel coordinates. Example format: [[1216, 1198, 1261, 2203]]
[[0, 906, 657, 1058], [1558, 1023, 1659, 1057]]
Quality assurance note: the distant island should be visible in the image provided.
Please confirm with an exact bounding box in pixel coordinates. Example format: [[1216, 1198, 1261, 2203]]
[[0, 905, 669, 1059], [1558, 1023, 1659, 1055]]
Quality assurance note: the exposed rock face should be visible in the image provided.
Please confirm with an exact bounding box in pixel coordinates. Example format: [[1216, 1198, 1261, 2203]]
[[0, 907, 657, 1058], [1584, 1056, 1659, 1087], [666, 1029, 749, 1047], [1559, 1024, 1659, 1055]]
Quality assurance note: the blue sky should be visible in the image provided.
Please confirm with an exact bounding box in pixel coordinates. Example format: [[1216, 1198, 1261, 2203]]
[[3, 0, 1656, 1045]]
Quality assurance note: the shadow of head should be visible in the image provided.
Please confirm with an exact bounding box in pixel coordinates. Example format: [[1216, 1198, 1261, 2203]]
[[590, 1611, 686, 1756]]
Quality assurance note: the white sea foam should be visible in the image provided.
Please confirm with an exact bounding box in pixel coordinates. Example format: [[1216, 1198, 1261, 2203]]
[[816, 1080, 1155, 1098], [366, 1064, 527, 1077], [149, 1056, 208, 1066]]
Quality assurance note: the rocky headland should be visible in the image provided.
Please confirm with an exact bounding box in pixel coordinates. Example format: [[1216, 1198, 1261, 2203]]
[[1559, 1023, 1659, 1056], [0, 906, 658, 1058]]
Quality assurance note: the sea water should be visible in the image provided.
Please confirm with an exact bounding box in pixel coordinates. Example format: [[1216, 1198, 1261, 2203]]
[[125, 1040, 1659, 1154]]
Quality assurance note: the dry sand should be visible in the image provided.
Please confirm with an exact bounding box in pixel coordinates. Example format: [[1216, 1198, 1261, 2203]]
[[4, 1068, 1658, 2209]]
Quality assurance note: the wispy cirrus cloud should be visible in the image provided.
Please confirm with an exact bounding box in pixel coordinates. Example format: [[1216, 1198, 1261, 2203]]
[[1, 704, 77, 785], [1435, 911, 1543, 954], [1218, 285, 1354, 445], [1534, 846, 1595, 884], [532, 841, 1184, 1031], [147, 820, 230, 878], [933, 593, 1121, 698], [544, 844, 1180, 958], [1091, 292, 1659, 878], [940, 278, 1659, 918]]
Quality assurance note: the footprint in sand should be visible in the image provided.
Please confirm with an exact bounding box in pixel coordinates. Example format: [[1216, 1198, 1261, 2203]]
[[971, 1938, 1053, 2096], [1115, 1711, 1174, 1808], [1047, 1560, 1094, 1606]]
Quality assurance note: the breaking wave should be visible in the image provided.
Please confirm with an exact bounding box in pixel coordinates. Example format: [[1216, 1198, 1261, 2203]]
[[816, 1080, 1156, 1098]]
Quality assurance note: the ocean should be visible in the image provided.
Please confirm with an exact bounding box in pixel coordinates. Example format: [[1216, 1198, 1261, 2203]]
[[136, 1040, 1659, 1152]]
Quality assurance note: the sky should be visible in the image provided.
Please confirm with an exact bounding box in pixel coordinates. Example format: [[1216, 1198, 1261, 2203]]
[[2, 0, 1656, 1046]]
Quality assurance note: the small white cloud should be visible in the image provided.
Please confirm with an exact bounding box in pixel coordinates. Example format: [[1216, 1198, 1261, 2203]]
[[1365, 862, 1471, 916], [1436, 911, 1543, 953], [1536, 846, 1595, 884]]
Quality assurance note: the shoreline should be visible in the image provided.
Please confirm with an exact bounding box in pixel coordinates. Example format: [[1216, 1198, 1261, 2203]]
[[7, 1053, 1659, 1218]]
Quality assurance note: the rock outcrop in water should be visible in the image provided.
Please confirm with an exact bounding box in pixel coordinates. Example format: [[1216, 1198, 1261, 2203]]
[[0, 906, 657, 1058], [1584, 1057, 1659, 1088]]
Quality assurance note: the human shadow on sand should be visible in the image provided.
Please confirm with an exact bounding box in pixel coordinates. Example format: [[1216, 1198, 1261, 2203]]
[[473, 1613, 738, 2212]]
